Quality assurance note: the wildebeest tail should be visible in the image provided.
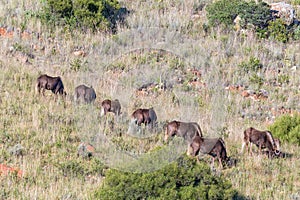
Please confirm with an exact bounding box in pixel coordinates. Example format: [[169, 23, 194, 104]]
[[266, 131, 276, 149], [219, 138, 226, 148], [219, 138, 228, 159], [194, 123, 203, 137], [35, 80, 40, 94]]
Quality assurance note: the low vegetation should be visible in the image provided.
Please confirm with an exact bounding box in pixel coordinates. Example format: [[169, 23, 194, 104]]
[[93, 156, 240, 200], [0, 0, 299, 199], [269, 114, 300, 145]]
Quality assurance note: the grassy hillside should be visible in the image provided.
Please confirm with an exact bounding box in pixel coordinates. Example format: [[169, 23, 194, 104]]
[[0, 0, 300, 199]]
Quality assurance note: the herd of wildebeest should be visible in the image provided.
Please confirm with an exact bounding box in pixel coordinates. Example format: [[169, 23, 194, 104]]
[[35, 74, 285, 169]]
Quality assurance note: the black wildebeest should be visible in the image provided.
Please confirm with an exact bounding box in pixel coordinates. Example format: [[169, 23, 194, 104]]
[[131, 107, 157, 128], [100, 99, 121, 116], [35, 74, 66, 96], [241, 127, 280, 157], [74, 84, 96, 104], [164, 120, 203, 143], [187, 136, 232, 169]]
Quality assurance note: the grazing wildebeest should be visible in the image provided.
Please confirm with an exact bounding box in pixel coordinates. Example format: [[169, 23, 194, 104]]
[[35, 74, 66, 96], [188, 136, 230, 169], [241, 127, 280, 157], [100, 99, 121, 116], [74, 84, 96, 104], [164, 120, 203, 143], [131, 107, 157, 128]]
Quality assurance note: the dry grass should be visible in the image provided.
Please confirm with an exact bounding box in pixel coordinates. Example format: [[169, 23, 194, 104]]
[[0, 0, 300, 199]]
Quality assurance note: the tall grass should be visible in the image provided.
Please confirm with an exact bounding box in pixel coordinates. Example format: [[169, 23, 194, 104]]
[[0, 0, 299, 199]]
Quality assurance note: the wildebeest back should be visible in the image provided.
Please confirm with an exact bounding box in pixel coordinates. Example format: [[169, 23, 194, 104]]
[[177, 122, 202, 143], [199, 138, 220, 154], [74, 84, 96, 104]]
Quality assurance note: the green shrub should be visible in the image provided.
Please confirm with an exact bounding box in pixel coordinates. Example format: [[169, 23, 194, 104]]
[[268, 114, 300, 145], [277, 74, 290, 85], [92, 156, 240, 199], [206, 0, 270, 29], [292, 0, 300, 5], [291, 25, 300, 40], [206, 0, 246, 28], [267, 19, 289, 43], [238, 56, 263, 73], [238, 1, 271, 29], [37, 0, 122, 32]]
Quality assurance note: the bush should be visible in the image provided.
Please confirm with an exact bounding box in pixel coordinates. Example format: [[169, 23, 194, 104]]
[[267, 19, 289, 43], [268, 114, 300, 145], [206, 0, 270, 29], [92, 156, 240, 199], [238, 1, 271, 30], [206, 0, 300, 43], [238, 56, 263, 73], [206, 0, 246, 28], [37, 0, 123, 32], [292, 25, 300, 40]]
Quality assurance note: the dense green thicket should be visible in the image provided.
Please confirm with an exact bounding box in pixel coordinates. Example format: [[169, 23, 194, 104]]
[[92, 156, 239, 200], [33, 0, 125, 32], [206, 0, 300, 43], [206, 0, 270, 29], [268, 115, 300, 145]]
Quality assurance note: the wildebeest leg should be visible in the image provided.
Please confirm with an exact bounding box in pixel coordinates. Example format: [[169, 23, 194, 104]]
[[241, 142, 246, 154], [100, 107, 105, 116], [136, 118, 143, 126], [41, 88, 46, 96], [258, 143, 262, 156], [196, 155, 201, 164], [249, 142, 253, 156], [218, 155, 223, 169], [210, 157, 215, 170]]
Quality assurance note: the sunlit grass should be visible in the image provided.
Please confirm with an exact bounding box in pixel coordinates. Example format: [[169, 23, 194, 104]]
[[0, 0, 299, 199]]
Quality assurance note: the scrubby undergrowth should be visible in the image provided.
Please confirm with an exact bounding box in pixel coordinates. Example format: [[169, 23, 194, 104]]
[[0, 0, 300, 199]]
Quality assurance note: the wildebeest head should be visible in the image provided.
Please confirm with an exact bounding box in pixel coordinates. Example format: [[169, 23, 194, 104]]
[[100, 99, 121, 116], [164, 120, 180, 142]]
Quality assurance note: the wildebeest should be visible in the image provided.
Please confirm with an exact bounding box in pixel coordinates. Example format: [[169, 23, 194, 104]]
[[131, 107, 157, 128], [164, 120, 203, 143], [100, 99, 121, 116], [35, 74, 66, 96], [74, 84, 96, 104], [241, 127, 280, 157], [188, 136, 231, 169]]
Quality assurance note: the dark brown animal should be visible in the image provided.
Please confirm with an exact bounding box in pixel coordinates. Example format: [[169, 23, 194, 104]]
[[188, 136, 229, 169], [35, 74, 66, 96], [74, 84, 96, 104], [100, 99, 121, 116], [241, 127, 280, 157], [131, 107, 157, 128], [164, 120, 203, 143]]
